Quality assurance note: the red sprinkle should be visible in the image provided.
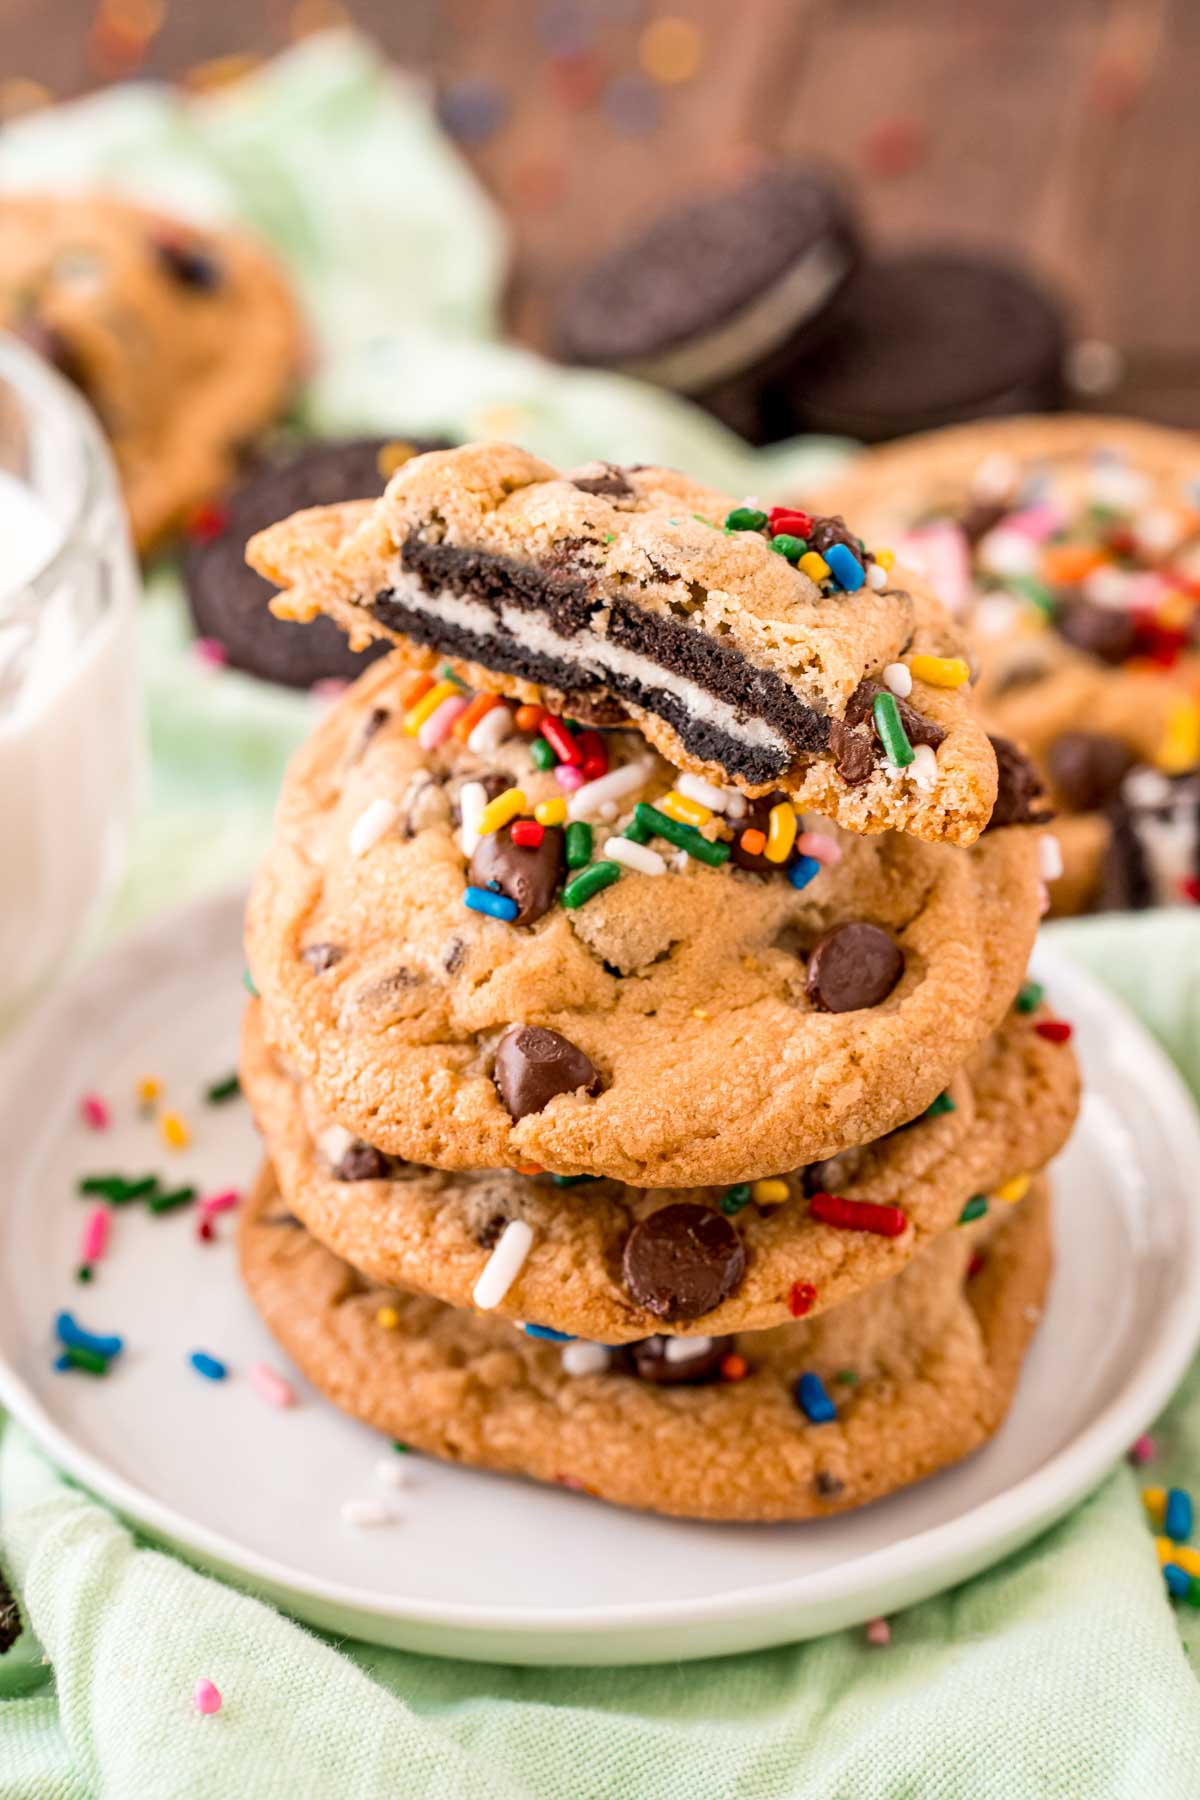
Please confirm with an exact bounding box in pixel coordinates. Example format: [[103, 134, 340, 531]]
[[720, 1352, 749, 1382], [514, 704, 545, 734], [511, 820, 545, 848], [1035, 1019, 1073, 1044], [788, 1280, 817, 1318], [767, 506, 813, 539], [186, 501, 229, 544], [574, 729, 609, 780], [540, 716, 583, 765], [809, 1192, 908, 1238], [861, 114, 929, 177], [967, 1250, 987, 1280], [79, 1093, 110, 1131], [196, 1218, 215, 1243], [1182, 877, 1200, 905]]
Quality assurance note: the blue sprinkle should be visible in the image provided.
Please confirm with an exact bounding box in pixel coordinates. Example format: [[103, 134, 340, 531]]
[[788, 855, 821, 891], [795, 1372, 837, 1424], [463, 885, 520, 923], [523, 1324, 576, 1343], [1165, 1562, 1191, 1600], [55, 1310, 123, 1359], [436, 79, 509, 144], [1165, 1487, 1193, 1543], [825, 543, 865, 590], [603, 73, 662, 136], [190, 1351, 228, 1381]]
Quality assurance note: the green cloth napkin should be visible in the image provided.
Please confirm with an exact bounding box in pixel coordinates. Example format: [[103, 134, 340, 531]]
[[3, 34, 1200, 1799]]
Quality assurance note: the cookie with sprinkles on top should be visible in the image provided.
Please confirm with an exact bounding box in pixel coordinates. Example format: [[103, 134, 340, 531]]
[[239, 1159, 1053, 1523], [239, 989, 1078, 1342], [0, 193, 304, 552], [244, 653, 1044, 1188], [812, 415, 1200, 914], [246, 441, 999, 847]]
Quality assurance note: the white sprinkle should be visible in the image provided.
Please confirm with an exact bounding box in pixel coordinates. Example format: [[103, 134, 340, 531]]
[[467, 705, 513, 757], [883, 661, 912, 699], [1134, 508, 1180, 557], [1089, 459, 1150, 514], [1037, 881, 1051, 917], [598, 800, 619, 822], [341, 1498, 398, 1528], [1024, 1304, 1043, 1324], [671, 849, 690, 873], [1082, 564, 1131, 609], [676, 771, 731, 813], [318, 1124, 355, 1166], [972, 452, 1018, 500], [977, 529, 1037, 580], [459, 780, 488, 857], [664, 1335, 713, 1363], [866, 562, 889, 591], [1066, 339, 1124, 398], [723, 790, 748, 818], [1124, 767, 1172, 808], [567, 761, 654, 821], [604, 836, 667, 876], [375, 1456, 409, 1489], [349, 796, 398, 857], [472, 1219, 534, 1309], [561, 1341, 610, 1377], [1038, 833, 1064, 882], [910, 743, 939, 791]]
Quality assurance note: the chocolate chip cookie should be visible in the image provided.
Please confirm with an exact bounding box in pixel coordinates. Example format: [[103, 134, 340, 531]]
[[246, 441, 999, 846], [244, 655, 1042, 1187], [1, 193, 304, 551], [239, 1160, 1053, 1522]]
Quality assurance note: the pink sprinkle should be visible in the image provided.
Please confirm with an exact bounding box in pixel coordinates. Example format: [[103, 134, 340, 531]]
[[80, 1206, 110, 1264], [795, 831, 842, 868], [192, 637, 229, 671], [310, 676, 350, 703], [79, 1093, 110, 1131], [249, 1362, 295, 1409], [193, 1678, 222, 1715], [897, 520, 970, 615], [417, 694, 468, 750], [865, 1617, 891, 1646], [201, 1189, 240, 1217], [1129, 1433, 1156, 1465], [555, 764, 586, 792], [1004, 503, 1064, 543]]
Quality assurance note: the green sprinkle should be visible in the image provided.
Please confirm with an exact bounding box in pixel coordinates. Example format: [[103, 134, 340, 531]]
[[769, 533, 807, 562], [959, 1195, 989, 1225], [242, 968, 259, 998], [603, 533, 615, 544], [872, 690, 915, 768], [77, 1174, 158, 1204], [564, 821, 593, 869], [147, 1185, 197, 1216], [926, 1091, 956, 1118], [438, 664, 467, 684], [562, 861, 621, 908], [836, 1369, 859, 1386], [1008, 575, 1056, 617], [719, 1184, 752, 1216], [204, 1072, 241, 1105], [692, 513, 717, 528], [57, 1344, 110, 1376], [75, 1264, 93, 1284], [551, 1173, 598, 1187], [392, 1441, 410, 1454], [1016, 980, 1044, 1014], [633, 803, 730, 865], [622, 815, 652, 845], [530, 736, 556, 771], [1188, 1578, 1200, 1609], [724, 506, 768, 533]]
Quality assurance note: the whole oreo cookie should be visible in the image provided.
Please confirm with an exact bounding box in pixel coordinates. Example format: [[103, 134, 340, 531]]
[[184, 436, 450, 688], [555, 164, 860, 443], [775, 251, 1068, 442]]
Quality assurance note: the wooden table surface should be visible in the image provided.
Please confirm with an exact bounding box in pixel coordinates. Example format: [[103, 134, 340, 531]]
[[5, 0, 1200, 427]]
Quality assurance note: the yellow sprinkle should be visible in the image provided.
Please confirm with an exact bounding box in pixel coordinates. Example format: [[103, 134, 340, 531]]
[[798, 550, 831, 583], [477, 787, 526, 835], [875, 548, 895, 570], [765, 801, 798, 864], [994, 1173, 1030, 1206], [377, 441, 417, 480], [1158, 1538, 1200, 1576], [136, 1076, 162, 1105], [908, 654, 970, 688], [692, 1007, 709, 1021], [534, 797, 567, 827], [376, 1306, 399, 1330], [1144, 1486, 1167, 1525], [638, 16, 703, 83], [660, 789, 711, 828], [160, 1110, 190, 1151], [752, 1178, 790, 1206], [403, 680, 460, 735], [1156, 698, 1200, 774]]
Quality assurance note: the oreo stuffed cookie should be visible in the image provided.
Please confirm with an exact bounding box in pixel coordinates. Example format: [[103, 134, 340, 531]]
[[240, 1161, 1053, 1522], [244, 655, 1043, 1187], [247, 441, 999, 846]]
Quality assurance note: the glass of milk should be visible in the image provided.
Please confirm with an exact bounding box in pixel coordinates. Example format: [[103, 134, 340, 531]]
[[0, 332, 143, 1020]]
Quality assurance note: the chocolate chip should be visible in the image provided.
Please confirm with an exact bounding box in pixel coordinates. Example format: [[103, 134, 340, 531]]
[[987, 734, 1053, 829], [153, 235, 223, 291], [828, 717, 876, 786], [451, 771, 509, 824], [301, 942, 344, 973], [443, 936, 466, 974], [623, 1204, 746, 1321], [814, 1470, 844, 1498], [843, 679, 945, 752], [493, 1024, 603, 1119], [807, 513, 866, 562], [1045, 732, 1135, 814], [959, 499, 1008, 545], [476, 1213, 507, 1249], [806, 922, 904, 1013], [332, 1141, 397, 1182], [990, 656, 1053, 699], [470, 823, 565, 925], [1054, 596, 1137, 665], [626, 1333, 734, 1385], [801, 1147, 867, 1196], [571, 464, 635, 499], [262, 1208, 303, 1228], [354, 706, 391, 760], [731, 792, 791, 872]]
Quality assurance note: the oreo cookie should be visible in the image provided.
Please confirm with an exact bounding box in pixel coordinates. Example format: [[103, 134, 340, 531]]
[[775, 251, 1068, 443], [1098, 766, 1200, 911], [183, 436, 450, 688], [555, 164, 860, 443]]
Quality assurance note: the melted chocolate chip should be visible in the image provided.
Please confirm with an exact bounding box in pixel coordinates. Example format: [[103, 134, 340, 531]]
[[332, 1141, 397, 1182], [806, 922, 904, 1013], [730, 792, 791, 873], [301, 942, 344, 973], [1054, 596, 1137, 666], [1045, 731, 1136, 814], [571, 464, 635, 499], [828, 716, 877, 786], [959, 499, 1008, 545], [807, 513, 866, 562], [626, 1333, 734, 1385], [989, 656, 1054, 699], [623, 1204, 746, 1321], [153, 235, 223, 291], [987, 734, 1053, 829], [844, 679, 945, 752], [470, 823, 565, 925], [814, 1470, 845, 1498], [493, 1025, 603, 1119]]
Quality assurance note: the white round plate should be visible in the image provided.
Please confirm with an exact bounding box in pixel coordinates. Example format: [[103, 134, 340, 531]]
[[0, 890, 1197, 1667]]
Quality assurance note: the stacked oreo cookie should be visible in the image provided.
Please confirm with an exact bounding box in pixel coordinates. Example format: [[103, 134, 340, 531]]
[[235, 443, 1079, 1521]]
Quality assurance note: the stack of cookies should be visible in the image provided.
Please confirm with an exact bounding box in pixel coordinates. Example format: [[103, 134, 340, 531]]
[[236, 445, 1079, 1521]]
